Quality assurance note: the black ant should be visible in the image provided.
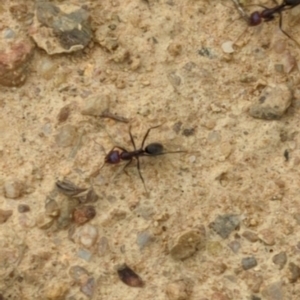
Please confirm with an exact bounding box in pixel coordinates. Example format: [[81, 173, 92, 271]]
[[93, 125, 187, 191], [248, 0, 300, 46]]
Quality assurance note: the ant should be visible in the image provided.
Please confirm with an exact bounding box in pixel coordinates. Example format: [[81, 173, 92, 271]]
[[93, 125, 187, 191], [248, 0, 300, 46]]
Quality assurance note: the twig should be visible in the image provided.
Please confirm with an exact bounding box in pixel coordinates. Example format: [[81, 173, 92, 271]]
[[99, 111, 130, 123]]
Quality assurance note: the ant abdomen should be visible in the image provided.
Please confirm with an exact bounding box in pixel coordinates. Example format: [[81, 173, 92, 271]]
[[106, 150, 121, 164], [249, 11, 262, 26], [145, 143, 164, 155]]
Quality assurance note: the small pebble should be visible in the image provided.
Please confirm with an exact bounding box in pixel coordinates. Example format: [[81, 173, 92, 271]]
[[258, 229, 275, 246], [0, 40, 33, 87], [221, 41, 234, 53], [165, 279, 192, 300], [36, 213, 54, 229], [57, 105, 70, 123], [272, 252, 287, 270], [206, 241, 223, 256], [198, 47, 212, 58], [168, 227, 206, 260], [4, 179, 23, 199], [288, 262, 300, 283], [209, 214, 240, 239], [43, 281, 69, 299], [69, 265, 89, 284], [18, 204, 30, 213], [78, 248, 93, 262], [242, 231, 259, 243], [261, 281, 284, 300], [32, 1, 92, 55], [45, 198, 60, 217], [136, 231, 155, 250], [85, 188, 99, 203], [249, 84, 292, 120], [80, 277, 95, 298], [182, 128, 195, 137], [0, 209, 13, 224], [3, 28, 15, 39], [228, 240, 241, 254], [212, 262, 227, 275], [167, 42, 182, 56], [55, 125, 77, 147], [79, 224, 98, 248], [73, 206, 96, 225], [117, 264, 144, 287], [242, 256, 258, 270], [167, 71, 181, 88]]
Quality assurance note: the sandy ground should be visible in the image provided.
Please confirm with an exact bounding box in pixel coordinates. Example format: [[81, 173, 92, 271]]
[[1, 0, 300, 299]]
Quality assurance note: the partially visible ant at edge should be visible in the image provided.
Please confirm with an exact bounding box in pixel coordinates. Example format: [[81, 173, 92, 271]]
[[232, 0, 300, 47], [91, 125, 194, 192]]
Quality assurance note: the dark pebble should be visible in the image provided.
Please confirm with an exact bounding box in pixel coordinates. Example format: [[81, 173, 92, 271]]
[[272, 252, 287, 270], [18, 204, 30, 213], [242, 256, 257, 270], [57, 105, 70, 123], [242, 230, 259, 243], [288, 262, 300, 283], [182, 128, 195, 136], [209, 214, 240, 239], [172, 121, 182, 134], [117, 264, 144, 287]]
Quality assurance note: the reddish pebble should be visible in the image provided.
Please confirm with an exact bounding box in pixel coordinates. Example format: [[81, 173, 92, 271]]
[[0, 209, 13, 224], [73, 206, 96, 225], [117, 264, 144, 287], [0, 40, 34, 87]]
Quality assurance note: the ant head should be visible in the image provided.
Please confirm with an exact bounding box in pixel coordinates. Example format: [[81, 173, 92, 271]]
[[145, 143, 164, 155], [105, 150, 121, 164], [249, 11, 262, 26]]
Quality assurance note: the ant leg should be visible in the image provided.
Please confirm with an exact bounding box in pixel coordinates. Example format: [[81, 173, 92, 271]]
[[231, 0, 249, 23], [110, 146, 128, 152], [136, 157, 147, 192], [278, 11, 300, 48], [122, 159, 133, 177], [110, 159, 133, 183], [141, 124, 163, 149], [90, 161, 106, 177], [128, 125, 137, 150]]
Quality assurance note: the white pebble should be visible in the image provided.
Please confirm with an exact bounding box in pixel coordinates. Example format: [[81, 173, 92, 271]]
[[221, 41, 234, 54], [79, 224, 98, 248]]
